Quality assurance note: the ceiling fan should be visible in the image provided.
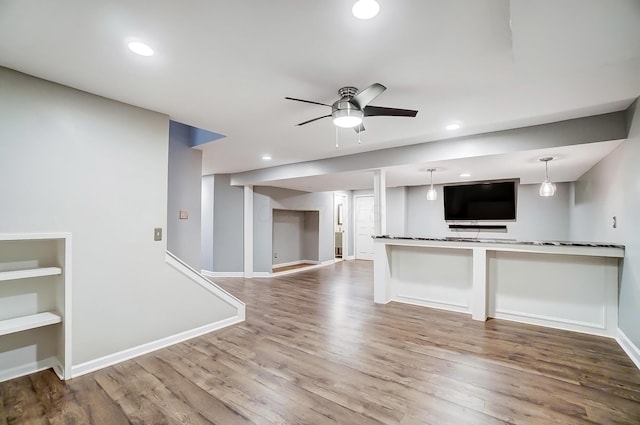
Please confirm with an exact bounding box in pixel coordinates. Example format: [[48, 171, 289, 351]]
[[285, 83, 418, 132]]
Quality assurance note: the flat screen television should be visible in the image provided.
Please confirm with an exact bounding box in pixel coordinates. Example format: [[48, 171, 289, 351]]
[[443, 181, 517, 221]]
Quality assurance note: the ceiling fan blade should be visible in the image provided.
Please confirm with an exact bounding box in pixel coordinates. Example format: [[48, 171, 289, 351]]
[[296, 114, 332, 126], [363, 105, 418, 117], [353, 123, 366, 133], [285, 97, 332, 107], [351, 83, 386, 109]]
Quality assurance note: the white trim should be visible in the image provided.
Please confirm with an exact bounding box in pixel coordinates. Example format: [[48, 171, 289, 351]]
[[71, 316, 243, 378], [345, 255, 356, 260], [0, 357, 57, 383], [201, 270, 245, 278], [252, 272, 271, 277], [167, 251, 244, 311], [269, 259, 335, 277], [0, 232, 72, 241], [272, 260, 314, 268], [244, 185, 254, 278], [394, 294, 470, 314], [617, 328, 640, 370]]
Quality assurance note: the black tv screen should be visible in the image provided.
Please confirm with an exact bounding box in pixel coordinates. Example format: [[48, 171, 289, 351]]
[[443, 181, 517, 221]]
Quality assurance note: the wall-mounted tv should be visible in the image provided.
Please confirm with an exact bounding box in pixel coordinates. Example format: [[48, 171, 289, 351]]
[[443, 180, 517, 221]]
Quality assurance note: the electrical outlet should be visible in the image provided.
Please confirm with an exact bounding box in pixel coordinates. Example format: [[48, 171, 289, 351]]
[[179, 210, 189, 219], [612, 216, 617, 229], [154, 228, 162, 241], [274, 252, 278, 258]]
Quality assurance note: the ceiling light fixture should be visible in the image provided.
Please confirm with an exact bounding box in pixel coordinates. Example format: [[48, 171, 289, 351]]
[[539, 157, 556, 197], [262, 154, 272, 161], [352, 0, 380, 20], [128, 41, 154, 56], [332, 107, 363, 128], [459, 173, 471, 178], [446, 122, 461, 131], [426, 169, 437, 201]]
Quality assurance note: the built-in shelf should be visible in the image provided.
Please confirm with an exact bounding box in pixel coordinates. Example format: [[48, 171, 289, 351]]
[[0, 312, 62, 336], [0, 267, 62, 282], [0, 233, 71, 382]]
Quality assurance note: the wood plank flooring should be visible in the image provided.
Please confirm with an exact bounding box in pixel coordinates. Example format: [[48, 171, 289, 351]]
[[2, 260, 640, 424]]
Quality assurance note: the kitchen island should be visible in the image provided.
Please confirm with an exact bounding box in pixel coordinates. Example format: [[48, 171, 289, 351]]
[[373, 236, 624, 337]]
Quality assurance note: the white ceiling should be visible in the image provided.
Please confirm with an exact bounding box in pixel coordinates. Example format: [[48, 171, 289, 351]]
[[0, 0, 638, 190]]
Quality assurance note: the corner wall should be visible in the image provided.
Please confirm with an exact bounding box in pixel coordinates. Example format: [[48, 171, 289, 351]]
[[571, 100, 640, 350], [253, 187, 334, 273], [0, 67, 238, 366], [168, 121, 202, 270]]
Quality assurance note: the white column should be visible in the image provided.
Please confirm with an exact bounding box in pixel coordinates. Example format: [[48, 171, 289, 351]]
[[243, 185, 253, 278], [373, 169, 387, 235], [472, 247, 488, 321]]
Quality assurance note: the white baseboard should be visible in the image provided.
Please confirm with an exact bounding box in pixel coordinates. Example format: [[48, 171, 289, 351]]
[[272, 260, 314, 268], [345, 255, 355, 260], [617, 328, 640, 370], [201, 270, 244, 278], [71, 315, 243, 378], [0, 357, 56, 383]]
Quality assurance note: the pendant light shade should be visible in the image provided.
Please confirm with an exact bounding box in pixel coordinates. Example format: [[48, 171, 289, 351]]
[[426, 169, 437, 201], [538, 157, 556, 197]]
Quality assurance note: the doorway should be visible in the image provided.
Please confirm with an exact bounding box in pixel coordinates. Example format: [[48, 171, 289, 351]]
[[334, 194, 347, 261], [355, 195, 374, 260]]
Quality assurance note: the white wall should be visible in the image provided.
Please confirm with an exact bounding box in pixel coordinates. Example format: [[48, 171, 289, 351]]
[[406, 183, 571, 240], [0, 68, 237, 365], [167, 121, 202, 270], [571, 100, 640, 349]]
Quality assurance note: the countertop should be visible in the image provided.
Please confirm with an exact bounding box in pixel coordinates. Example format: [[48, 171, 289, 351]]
[[372, 235, 624, 249]]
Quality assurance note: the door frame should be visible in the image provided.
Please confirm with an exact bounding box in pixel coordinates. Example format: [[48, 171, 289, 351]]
[[354, 194, 375, 260]]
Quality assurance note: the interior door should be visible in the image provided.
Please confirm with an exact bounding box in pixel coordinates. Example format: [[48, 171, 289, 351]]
[[355, 195, 375, 260]]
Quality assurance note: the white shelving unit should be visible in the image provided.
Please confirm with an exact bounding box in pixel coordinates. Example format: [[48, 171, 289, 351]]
[[0, 233, 71, 382]]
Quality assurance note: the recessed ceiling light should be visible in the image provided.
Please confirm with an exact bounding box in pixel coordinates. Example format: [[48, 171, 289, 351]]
[[128, 41, 154, 57], [446, 122, 462, 131], [262, 154, 272, 161], [459, 173, 471, 177], [352, 0, 380, 20]]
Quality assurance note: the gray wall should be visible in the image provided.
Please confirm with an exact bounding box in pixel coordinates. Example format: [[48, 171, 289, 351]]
[[167, 121, 202, 269], [406, 182, 571, 240], [272, 209, 304, 265], [272, 209, 319, 265], [0, 67, 237, 365], [212, 175, 244, 272], [386, 187, 408, 236], [302, 211, 320, 261], [201, 175, 214, 271], [253, 187, 334, 273], [571, 100, 640, 348]]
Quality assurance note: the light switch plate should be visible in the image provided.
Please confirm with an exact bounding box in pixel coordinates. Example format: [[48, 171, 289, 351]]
[[154, 228, 162, 241], [179, 210, 189, 219]]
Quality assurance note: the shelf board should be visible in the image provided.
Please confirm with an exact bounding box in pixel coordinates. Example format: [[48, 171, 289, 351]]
[[0, 267, 62, 282], [0, 312, 62, 336]]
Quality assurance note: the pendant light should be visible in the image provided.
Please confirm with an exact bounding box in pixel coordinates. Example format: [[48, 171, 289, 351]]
[[539, 157, 556, 197], [426, 168, 437, 201]]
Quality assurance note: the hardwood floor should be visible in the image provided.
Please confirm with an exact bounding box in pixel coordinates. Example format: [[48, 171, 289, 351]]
[[2, 260, 640, 424]]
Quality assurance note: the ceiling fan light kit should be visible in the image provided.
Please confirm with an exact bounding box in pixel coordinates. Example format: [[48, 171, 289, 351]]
[[286, 83, 418, 136], [333, 108, 363, 128]]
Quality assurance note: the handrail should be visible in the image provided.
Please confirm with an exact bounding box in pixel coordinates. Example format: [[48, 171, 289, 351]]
[[165, 251, 245, 310]]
